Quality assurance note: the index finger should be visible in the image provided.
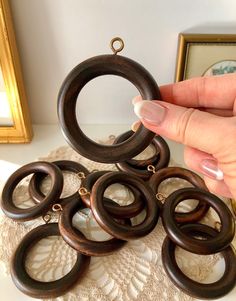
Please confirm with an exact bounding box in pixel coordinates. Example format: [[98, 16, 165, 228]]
[[160, 73, 236, 110]]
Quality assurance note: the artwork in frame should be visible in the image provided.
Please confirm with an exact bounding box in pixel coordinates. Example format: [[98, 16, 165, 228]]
[[0, 0, 32, 143], [175, 34, 236, 81]]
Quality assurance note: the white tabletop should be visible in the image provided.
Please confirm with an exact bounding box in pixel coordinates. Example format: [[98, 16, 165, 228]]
[[0, 124, 235, 301]]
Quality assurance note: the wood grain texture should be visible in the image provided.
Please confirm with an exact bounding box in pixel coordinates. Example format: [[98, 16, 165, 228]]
[[149, 167, 210, 223], [90, 171, 160, 240], [162, 223, 236, 299], [29, 160, 89, 206], [115, 132, 170, 179], [59, 196, 128, 256], [80, 170, 144, 218], [1, 161, 63, 221], [114, 130, 160, 167], [162, 188, 235, 254], [58, 54, 160, 163], [11, 223, 90, 299]]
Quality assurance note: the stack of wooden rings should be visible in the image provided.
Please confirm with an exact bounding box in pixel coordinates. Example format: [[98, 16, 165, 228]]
[[1, 38, 236, 299]]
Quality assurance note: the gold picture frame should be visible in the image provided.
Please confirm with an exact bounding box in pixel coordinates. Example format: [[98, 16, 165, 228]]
[[175, 34, 236, 82], [0, 0, 32, 143]]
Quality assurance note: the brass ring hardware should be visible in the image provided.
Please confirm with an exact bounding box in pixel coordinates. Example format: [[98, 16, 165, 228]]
[[147, 165, 156, 173], [42, 214, 51, 224], [52, 203, 63, 212], [110, 37, 124, 55], [78, 187, 90, 196]]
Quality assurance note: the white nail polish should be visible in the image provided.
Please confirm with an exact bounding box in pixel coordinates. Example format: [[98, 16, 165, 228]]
[[134, 101, 166, 125], [201, 159, 224, 180]]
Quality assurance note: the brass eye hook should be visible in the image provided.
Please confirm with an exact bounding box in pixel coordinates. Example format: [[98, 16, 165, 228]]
[[214, 221, 222, 232], [147, 165, 156, 174], [110, 37, 124, 55], [78, 187, 90, 196], [52, 203, 63, 212], [156, 192, 166, 203], [77, 172, 86, 179], [42, 214, 51, 224]]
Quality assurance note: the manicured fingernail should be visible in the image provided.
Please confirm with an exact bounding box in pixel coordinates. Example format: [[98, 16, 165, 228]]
[[131, 120, 141, 132], [200, 159, 224, 180], [132, 96, 142, 105], [133, 101, 166, 125]]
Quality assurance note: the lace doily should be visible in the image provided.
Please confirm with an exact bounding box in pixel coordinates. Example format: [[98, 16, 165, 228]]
[[0, 138, 235, 301]]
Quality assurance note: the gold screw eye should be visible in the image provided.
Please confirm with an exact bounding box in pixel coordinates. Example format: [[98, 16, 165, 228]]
[[110, 37, 124, 55], [147, 165, 156, 174], [43, 214, 51, 224], [214, 221, 222, 232], [155, 192, 166, 203], [52, 203, 63, 212], [78, 187, 90, 196], [77, 172, 86, 179]]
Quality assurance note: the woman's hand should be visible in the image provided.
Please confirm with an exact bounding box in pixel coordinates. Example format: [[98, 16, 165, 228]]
[[133, 74, 236, 198]]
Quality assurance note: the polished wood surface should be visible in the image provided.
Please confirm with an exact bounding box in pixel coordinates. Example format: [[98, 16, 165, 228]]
[[11, 223, 90, 299], [58, 54, 160, 163], [59, 197, 127, 256], [162, 223, 236, 299], [114, 130, 160, 167], [149, 167, 210, 223], [1, 161, 63, 221], [80, 170, 144, 218], [90, 171, 160, 240], [115, 132, 170, 180], [29, 160, 89, 206], [162, 188, 235, 254]]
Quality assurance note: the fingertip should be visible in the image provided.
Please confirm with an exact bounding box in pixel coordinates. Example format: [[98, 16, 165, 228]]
[[140, 118, 159, 134], [203, 177, 233, 198], [132, 95, 142, 105]]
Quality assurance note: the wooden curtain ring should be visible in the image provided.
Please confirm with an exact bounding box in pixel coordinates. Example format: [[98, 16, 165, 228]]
[[162, 223, 236, 299], [10, 222, 90, 299], [1, 162, 63, 221], [113, 130, 160, 167], [162, 188, 235, 254], [115, 132, 170, 180], [90, 171, 160, 240], [149, 167, 210, 223], [58, 197, 128, 256], [29, 160, 89, 206], [58, 54, 160, 163], [80, 170, 144, 218]]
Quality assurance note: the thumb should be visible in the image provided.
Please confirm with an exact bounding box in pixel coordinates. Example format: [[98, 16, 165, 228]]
[[133, 100, 235, 156]]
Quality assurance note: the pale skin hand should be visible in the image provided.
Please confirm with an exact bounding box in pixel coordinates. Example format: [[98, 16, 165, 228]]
[[132, 73, 236, 199]]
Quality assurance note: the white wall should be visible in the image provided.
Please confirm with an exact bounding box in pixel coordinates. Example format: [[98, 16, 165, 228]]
[[9, 0, 236, 124]]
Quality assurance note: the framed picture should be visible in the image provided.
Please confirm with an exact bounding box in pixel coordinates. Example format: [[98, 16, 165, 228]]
[[175, 34, 236, 81], [0, 0, 32, 143]]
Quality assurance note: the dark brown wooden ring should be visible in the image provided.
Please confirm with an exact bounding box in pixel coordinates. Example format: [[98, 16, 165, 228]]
[[90, 171, 160, 240], [115, 132, 170, 180], [1, 162, 63, 221], [162, 223, 236, 299], [80, 170, 144, 218], [149, 167, 210, 223], [29, 160, 89, 206], [58, 197, 127, 256], [58, 54, 160, 163], [162, 188, 235, 254], [114, 130, 160, 167], [10, 223, 90, 299]]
